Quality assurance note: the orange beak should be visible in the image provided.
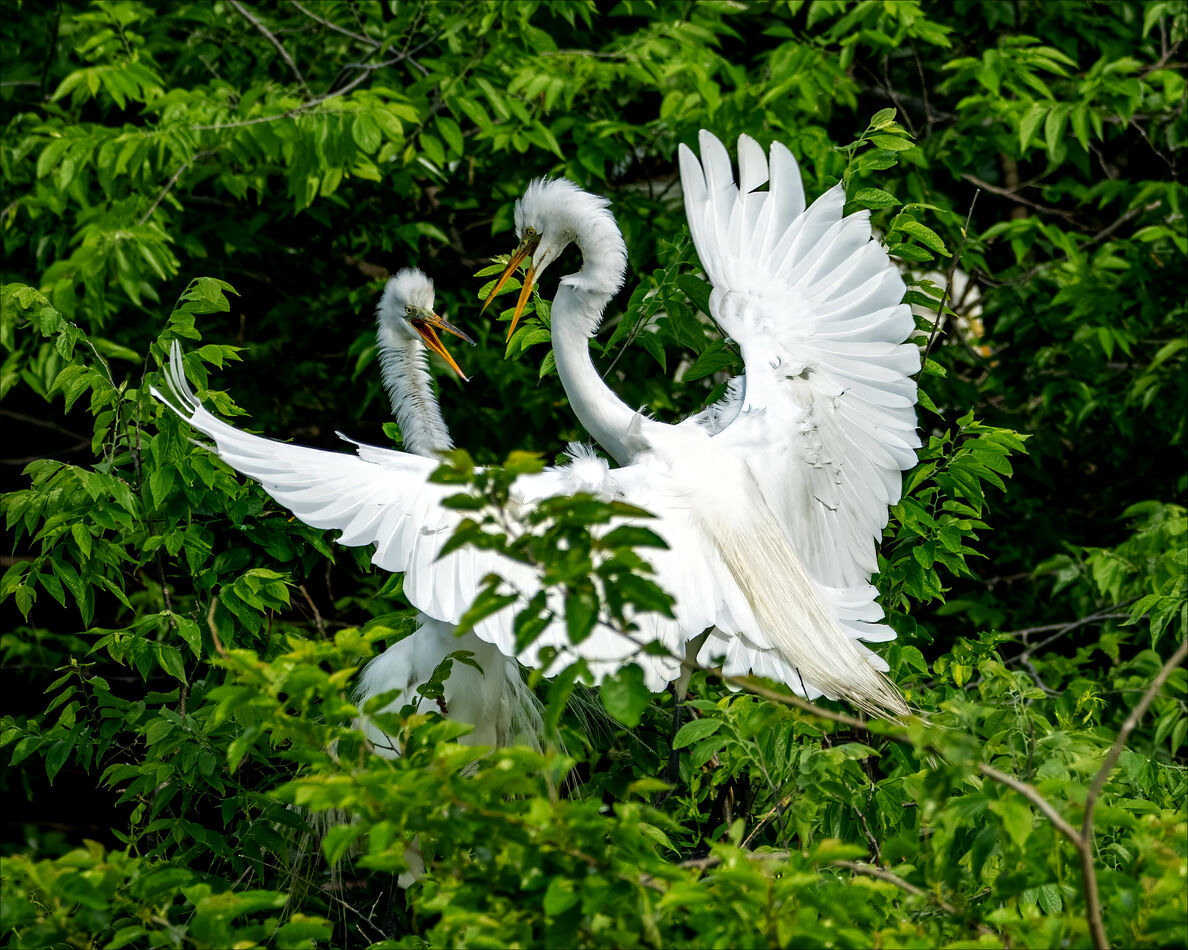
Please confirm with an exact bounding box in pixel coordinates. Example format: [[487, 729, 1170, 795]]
[[409, 309, 475, 381], [481, 233, 541, 341]]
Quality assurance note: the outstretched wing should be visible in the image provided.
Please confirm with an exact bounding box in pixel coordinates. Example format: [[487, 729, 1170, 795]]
[[679, 130, 921, 589], [154, 345, 650, 679], [158, 344, 876, 695]]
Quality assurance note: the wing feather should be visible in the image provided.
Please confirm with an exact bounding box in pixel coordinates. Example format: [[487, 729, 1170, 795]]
[[157, 344, 857, 696], [679, 132, 921, 592]]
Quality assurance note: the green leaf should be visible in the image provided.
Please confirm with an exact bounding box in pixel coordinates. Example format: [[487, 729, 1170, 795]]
[[672, 717, 722, 749], [868, 134, 915, 151], [852, 187, 900, 208], [1019, 103, 1047, 152], [676, 274, 712, 314], [897, 220, 951, 257], [600, 664, 651, 727], [682, 345, 739, 382], [989, 796, 1032, 848], [352, 114, 382, 154], [565, 589, 598, 645]]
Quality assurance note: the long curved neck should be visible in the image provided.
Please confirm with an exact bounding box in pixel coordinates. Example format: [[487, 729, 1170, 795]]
[[550, 216, 648, 466], [552, 288, 638, 464], [377, 327, 453, 458]]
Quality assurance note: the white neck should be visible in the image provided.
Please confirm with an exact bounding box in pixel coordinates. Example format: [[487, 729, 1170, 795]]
[[550, 215, 654, 465], [552, 287, 638, 464], [377, 327, 453, 458]]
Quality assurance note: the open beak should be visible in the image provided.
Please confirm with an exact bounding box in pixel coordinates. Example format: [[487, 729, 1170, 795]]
[[481, 233, 541, 341], [409, 308, 475, 381]]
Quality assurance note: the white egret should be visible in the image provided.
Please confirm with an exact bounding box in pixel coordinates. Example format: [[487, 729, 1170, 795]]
[[482, 131, 920, 712], [355, 268, 542, 756], [152, 132, 913, 717]]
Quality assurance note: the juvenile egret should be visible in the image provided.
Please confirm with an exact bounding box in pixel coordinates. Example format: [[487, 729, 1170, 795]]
[[483, 131, 920, 712], [355, 268, 542, 756]]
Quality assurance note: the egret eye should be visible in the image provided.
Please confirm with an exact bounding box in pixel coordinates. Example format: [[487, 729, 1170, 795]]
[[524, 226, 537, 237], [405, 305, 413, 316]]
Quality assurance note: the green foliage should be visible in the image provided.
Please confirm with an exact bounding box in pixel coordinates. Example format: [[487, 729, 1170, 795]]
[[2, 1, 1185, 948]]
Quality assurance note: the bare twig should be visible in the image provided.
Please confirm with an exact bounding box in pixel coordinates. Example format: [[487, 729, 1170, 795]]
[[1090, 200, 1163, 244], [977, 761, 1082, 843], [673, 852, 991, 933], [230, 0, 312, 96], [192, 62, 373, 130], [137, 157, 203, 226], [0, 408, 86, 439], [289, 0, 378, 46], [834, 859, 994, 935], [740, 790, 795, 849], [298, 583, 326, 637], [1, 441, 90, 464], [1009, 606, 1133, 663], [40, 1, 62, 99], [1019, 655, 1058, 696], [1001, 608, 1130, 644], [922, 189, 979, 367], [910, 40, 936, 131], [722, 674, 872, 732], [850, 805, 883, 863], [206, 596, 227, 657], [961, 173, 1080, 221], [1080, 637, 1188, 948]]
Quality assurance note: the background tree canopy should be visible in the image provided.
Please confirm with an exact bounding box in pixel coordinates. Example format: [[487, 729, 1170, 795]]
[[1, 1, 1185, 947]]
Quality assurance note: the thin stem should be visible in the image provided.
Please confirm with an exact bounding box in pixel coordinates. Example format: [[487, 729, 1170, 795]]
[[922, 189, 979, 367], [192, 60, 373, 130], [289, 0, 378, 46], [230, 0, 312, 96], [976, 762, 1081, 844], [1081, 637, 1188, 949]]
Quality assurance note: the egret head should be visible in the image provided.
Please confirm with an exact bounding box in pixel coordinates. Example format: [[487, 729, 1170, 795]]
[[377, 268, 474, 379], [482, 178, 626, 339]]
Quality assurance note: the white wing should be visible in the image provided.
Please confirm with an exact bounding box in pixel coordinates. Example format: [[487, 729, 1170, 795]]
[[679, 130, 921, 590], [156, 343, 889, 699], [158, 344, 898, 707]]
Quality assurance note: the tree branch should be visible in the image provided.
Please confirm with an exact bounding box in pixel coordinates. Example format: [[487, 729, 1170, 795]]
[[230, 0, 312, 97], [289, 0, 378, 47], [1080, 637, 1188, 948], [922, 189, 979, 367], [137, 162, 187, 225], [978, 638, 1187, 950], [39, 1, 62, 100], [977, 762, 1082, 843], [298, 583, 326, 637], [961, 173, 1080, 221]]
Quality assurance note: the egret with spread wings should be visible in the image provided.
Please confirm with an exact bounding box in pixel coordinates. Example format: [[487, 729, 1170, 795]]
[[483, 131, 920, 714]]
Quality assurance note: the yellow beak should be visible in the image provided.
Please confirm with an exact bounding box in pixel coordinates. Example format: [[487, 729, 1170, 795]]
[[409, 308, 475, 381], [481, 234, 541, 341]]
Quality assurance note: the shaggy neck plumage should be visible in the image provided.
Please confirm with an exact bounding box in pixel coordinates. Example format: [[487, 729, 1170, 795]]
[[550, 208, 640, 464], [376, 326, 453, 458]]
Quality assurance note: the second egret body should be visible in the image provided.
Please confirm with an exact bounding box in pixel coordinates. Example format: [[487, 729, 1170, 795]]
[[356, 268, 542, 755]]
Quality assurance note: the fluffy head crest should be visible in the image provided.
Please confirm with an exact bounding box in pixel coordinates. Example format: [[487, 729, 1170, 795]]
[[515, 178, 614, 238], [514, 178, 627, 297], [377, 268, 435, 334]]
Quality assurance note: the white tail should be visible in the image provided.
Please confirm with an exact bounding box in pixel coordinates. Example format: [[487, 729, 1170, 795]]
[[700, 475, 908, 718]]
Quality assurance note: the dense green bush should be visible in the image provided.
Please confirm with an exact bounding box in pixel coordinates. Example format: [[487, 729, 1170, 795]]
[[2, 1, 1184, 947]]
